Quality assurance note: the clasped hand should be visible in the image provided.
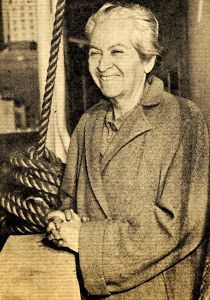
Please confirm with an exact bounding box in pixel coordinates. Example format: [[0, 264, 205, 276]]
[[46, 209, 82, 253]]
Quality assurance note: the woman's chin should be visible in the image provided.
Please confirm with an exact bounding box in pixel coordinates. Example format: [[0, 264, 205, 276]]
[[100, 88, 123, 99]]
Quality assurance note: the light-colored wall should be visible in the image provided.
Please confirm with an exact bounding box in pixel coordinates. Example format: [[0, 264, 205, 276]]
[[187, 0, 210, 127]]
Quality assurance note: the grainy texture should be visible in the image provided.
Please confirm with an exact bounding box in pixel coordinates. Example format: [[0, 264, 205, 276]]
[[0, 234, 81, 300], [61, 77, 209, 299]]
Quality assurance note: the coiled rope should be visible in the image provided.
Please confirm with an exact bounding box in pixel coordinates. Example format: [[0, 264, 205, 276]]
[[0, 0, 66, 234]]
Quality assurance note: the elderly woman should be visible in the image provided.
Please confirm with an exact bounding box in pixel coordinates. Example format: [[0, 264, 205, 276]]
[[47, 2, 209, 299]]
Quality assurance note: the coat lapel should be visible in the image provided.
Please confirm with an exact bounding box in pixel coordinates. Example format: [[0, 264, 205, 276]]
[[100, 105, 152, 171], [84, 102, 111, 217], [100, 76, 164, 170], [84, 76, 164, 217]]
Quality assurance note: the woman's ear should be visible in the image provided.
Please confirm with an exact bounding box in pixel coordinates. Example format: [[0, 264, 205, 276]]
[[144, 56, 156, 74]]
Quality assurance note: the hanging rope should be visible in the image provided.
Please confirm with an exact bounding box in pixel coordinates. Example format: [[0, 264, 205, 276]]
[[37, 0, 67, 158], [0, 0, 66, 234]]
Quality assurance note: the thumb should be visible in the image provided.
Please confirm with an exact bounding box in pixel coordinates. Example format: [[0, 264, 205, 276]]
[[46, 210, 65, 221]]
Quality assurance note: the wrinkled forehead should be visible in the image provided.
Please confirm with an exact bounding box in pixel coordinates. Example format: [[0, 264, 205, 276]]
[[90, 18, 134, 48]]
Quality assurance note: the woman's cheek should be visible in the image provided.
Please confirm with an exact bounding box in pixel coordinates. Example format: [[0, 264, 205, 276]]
[[90, 72, 101, 88]]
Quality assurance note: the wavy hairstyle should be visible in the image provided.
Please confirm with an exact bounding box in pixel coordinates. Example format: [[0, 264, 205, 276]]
[[85, 2, 162, 61]]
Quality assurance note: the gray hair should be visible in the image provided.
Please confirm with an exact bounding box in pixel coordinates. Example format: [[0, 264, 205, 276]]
[[85, 2, 162, 61]]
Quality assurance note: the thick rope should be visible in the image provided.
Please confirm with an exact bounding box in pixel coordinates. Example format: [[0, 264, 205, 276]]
[[0, 192, 47, 228], [0, 218, 42, 235], [8, 193, 50, 218], [12, 170, 59, 195], [36, 0, 66, 158], [7, 223, 42, 234], [10, 150, 63, 177], [0, 0, 66, 234], [0, 146, 63, 233], [37, 191, 59, 208]]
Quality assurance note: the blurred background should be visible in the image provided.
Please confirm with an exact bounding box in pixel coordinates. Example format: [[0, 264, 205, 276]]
[[0, 0, 210, 246]]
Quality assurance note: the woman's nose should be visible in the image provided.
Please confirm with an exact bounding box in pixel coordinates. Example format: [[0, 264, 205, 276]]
[[97, 54, 112, 72]]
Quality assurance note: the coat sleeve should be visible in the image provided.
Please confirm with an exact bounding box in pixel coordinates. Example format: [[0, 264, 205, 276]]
[[59, 120, 83, 211], [78, 107, 209, 296]]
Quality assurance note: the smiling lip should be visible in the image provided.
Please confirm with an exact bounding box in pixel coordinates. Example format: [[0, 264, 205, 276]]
[[99, 74, 121, 80]]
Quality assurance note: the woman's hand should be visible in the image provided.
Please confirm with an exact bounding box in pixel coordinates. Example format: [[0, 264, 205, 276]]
[[57, 209, 82, 253], [46, 210, 65, 240], [46, 209, 82, 253], [46, 210, 69, 241]]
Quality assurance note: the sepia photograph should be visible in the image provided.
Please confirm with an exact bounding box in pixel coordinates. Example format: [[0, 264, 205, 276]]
[[0, 0, 210, 299]]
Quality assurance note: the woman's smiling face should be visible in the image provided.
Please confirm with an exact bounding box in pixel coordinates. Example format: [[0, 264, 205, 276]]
[[88, 18, 150, 100]]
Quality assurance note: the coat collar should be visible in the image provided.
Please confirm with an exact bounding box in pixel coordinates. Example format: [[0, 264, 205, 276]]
[[100, 104, 152, 170], [141, 75, 164, 107], [84, 76, 164, 217]]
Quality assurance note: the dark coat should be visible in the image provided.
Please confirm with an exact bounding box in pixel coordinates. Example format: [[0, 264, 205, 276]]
[[60, 77, 209, 299]]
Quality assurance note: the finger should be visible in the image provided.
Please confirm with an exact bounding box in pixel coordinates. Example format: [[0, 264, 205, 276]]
[[46, 210, 65, 221], [46, 211, 59, 220], [46, 221, 56, 233], [53, 217, 63, 231], [64, 210, 72, 221], [51, 228, 62, 240]]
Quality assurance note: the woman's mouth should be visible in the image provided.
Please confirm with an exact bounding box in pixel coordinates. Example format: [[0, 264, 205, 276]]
[[99, 74, 121, 81]]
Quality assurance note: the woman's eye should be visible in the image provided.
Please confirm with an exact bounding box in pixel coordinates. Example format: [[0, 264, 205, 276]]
[[111, 49, 124, 56], [89, 51, 100, 57]]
